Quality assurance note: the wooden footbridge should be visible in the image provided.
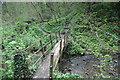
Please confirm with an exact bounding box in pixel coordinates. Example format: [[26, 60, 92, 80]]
[[20, 26, 70, 79], [13, 4, 74, 79]]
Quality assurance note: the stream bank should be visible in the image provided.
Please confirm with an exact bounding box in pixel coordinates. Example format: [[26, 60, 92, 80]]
[[59, 53, 118, 78]]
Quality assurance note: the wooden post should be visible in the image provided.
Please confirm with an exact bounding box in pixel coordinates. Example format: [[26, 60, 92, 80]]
[[50, 52, 54, 80], [40, 40, 45, 57], [64, 34, 66, 45], [60, 40, 62, 55], [59, 31, 61, 39], [50, 34, 53, 48], [55, 32, 58, 43]]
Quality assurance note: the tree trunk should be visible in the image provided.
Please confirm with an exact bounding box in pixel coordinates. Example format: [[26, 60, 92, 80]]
[[31, 2, 43, 21]]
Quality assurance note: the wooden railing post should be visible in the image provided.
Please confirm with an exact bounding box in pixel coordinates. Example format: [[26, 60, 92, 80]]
[[59, 31, 61, 38], [50, 52, 54, 80], [40, 40, 45, 57], [60, 40, 62, 55], [64, 34, 66, 45], [50, 34, 53, 48], [55, 32, 58, 43]]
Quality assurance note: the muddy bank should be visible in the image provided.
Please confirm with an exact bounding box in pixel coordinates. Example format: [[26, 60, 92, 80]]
[[59, 54, 118, 78]]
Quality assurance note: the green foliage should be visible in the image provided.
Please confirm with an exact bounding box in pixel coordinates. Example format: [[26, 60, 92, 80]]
[[1, 2, 120, 79], [65, 39, 84, 55], [71, 14, 119, 54], [54, 71, 81, 79], [14, 51, 30, 79], [90, 3, 118, 19], [41, 6, 79, 33], [70, 3, 119, 78], [1, 21, 48, 79]]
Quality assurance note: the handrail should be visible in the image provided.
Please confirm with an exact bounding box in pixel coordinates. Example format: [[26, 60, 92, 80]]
[[41, 34, 50, 41], [52, 39, 63, 72], [53, 49, 62, 72], [43, 37, 55, 48], [33, 54, 44, 66], [23, 33, 57, 51], [12, 7, 77, 78], [34, 40, 55, 65], [49, 27, 70, 78], [52, 40, 61, 52], [15, 16, 70, 78], [53, 40, 62, 63], [49, 39, 62, 79], [23, 40, 40, 51], [27, 47, 42, 61], [23, 29, 61, 72]]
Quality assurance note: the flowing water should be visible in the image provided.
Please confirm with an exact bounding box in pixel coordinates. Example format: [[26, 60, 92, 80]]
[[59, 53, 118, 78]]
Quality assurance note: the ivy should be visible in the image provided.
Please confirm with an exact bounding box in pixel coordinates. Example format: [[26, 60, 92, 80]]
[[14, 50, 30, 79], [54, 71, 82, 79]]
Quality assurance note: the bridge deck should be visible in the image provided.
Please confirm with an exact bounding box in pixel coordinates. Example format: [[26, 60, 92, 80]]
[[33, 35, 64, 78], [33, 53, 50, 78]]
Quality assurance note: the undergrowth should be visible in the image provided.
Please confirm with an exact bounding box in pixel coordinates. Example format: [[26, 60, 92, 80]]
[[53, 70, 82, 79], [70, 10, 119, 78], [1, 21, 53, 78]]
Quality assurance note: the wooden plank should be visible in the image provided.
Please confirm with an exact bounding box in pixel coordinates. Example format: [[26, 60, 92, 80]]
[[33, 54, 50, 78]]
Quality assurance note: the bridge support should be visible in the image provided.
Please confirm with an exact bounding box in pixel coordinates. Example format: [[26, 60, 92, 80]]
[[50, 52, 54, 80]]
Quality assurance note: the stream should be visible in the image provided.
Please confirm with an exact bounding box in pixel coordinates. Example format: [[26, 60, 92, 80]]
[[59, 53, 118, 78]]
